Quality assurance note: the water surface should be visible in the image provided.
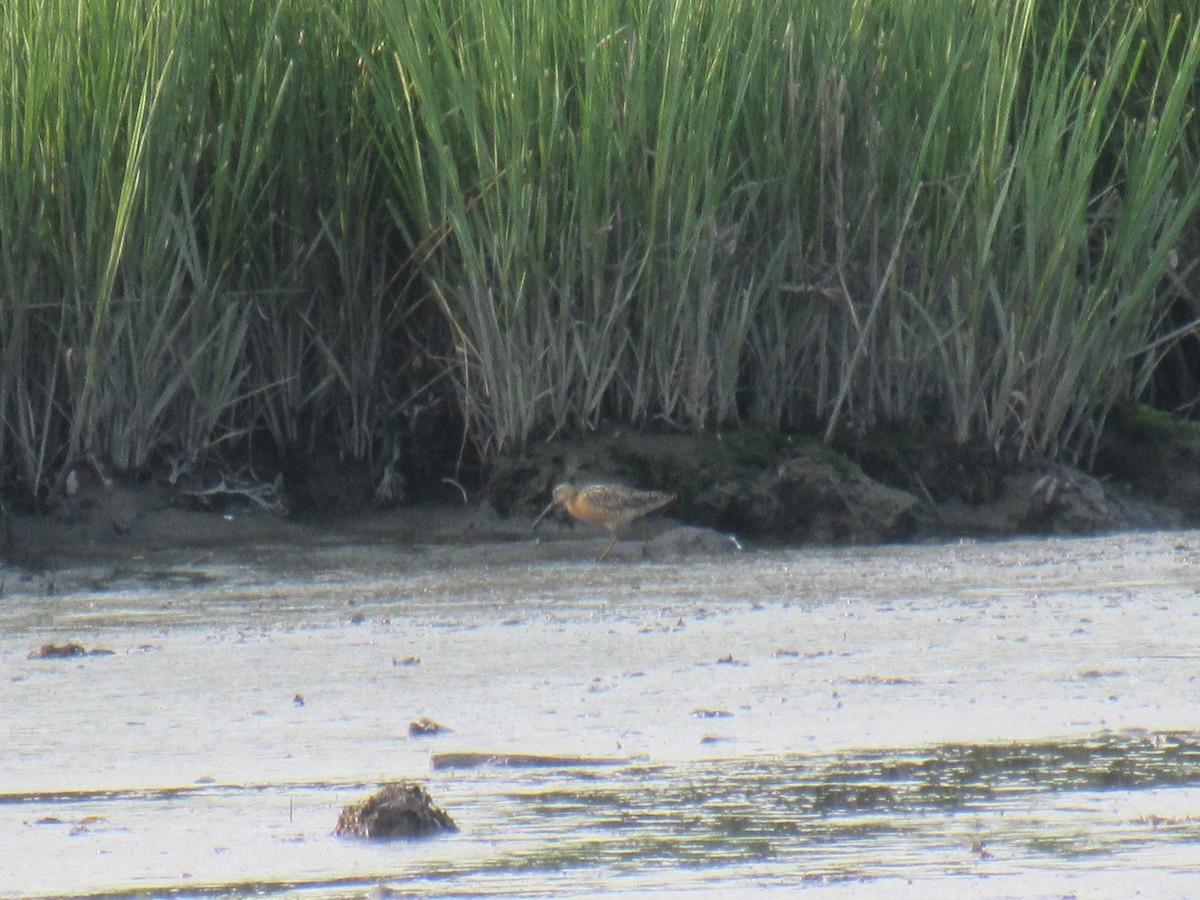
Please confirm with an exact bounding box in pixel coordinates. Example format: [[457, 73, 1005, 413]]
[[4, 530, 1200, 897]]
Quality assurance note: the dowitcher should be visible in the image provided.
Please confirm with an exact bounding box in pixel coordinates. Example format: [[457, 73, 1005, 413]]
[[532, 483, 675, 561]]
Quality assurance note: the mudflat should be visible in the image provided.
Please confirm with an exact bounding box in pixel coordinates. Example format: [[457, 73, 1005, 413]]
[[3, 517, 1200, 898]]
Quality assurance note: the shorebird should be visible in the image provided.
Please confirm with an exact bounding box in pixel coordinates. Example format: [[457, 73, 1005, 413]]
[[532, 483, 675, 561]]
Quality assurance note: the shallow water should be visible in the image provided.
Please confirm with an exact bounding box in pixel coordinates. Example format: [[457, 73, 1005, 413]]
[[4, 530, 1200, 898]]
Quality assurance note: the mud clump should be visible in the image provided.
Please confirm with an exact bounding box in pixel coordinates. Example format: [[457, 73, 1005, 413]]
[[430, 751, 627, 770], [27, 643, 115, 659], [334, 782, 456, 840], [28, 642, 87, 659], [408, 717, 451, 737]]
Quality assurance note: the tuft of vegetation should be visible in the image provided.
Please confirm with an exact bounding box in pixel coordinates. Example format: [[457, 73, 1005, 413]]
[[2, 0, 1200, 506]]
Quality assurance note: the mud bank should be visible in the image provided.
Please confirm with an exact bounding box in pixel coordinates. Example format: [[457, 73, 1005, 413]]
[[9, 403, 1200, 577]]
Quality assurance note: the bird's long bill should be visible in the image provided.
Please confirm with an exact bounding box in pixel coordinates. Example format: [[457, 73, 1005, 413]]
[[531, 500, 557, 530]]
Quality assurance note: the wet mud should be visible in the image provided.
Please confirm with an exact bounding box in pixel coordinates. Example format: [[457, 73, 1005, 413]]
[[3, 527, 1200, 897]]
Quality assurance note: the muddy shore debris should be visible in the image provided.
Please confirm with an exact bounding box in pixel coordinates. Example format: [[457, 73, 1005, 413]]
[[333, 782, 456, 840], [430, 752, 628, 770], [27, 642, 115, 659], [408, 717, 450, 737]]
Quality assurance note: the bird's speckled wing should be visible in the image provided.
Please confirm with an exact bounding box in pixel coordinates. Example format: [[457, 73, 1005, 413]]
[[579, 485, 673, 517]]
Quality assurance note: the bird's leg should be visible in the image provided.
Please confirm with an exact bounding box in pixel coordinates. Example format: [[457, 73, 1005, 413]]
[[598, 527, 619, 562]]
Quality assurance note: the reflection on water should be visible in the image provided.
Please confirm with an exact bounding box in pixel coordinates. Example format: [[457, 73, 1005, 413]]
[[5, 732, 1200, 898]]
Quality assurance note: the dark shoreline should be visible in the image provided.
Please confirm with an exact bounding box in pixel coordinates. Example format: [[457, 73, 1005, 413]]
[[4, 418, 1194, 586]]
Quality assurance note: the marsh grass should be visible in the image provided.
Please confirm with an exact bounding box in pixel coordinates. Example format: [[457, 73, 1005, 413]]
[[0, 0, 403, 501], [2, 0, 1199, 503], [370, 0, 1200, 464]]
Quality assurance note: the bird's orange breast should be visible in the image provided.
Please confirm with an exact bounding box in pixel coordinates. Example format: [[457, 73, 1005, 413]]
[[563, 495, 613, 526]]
